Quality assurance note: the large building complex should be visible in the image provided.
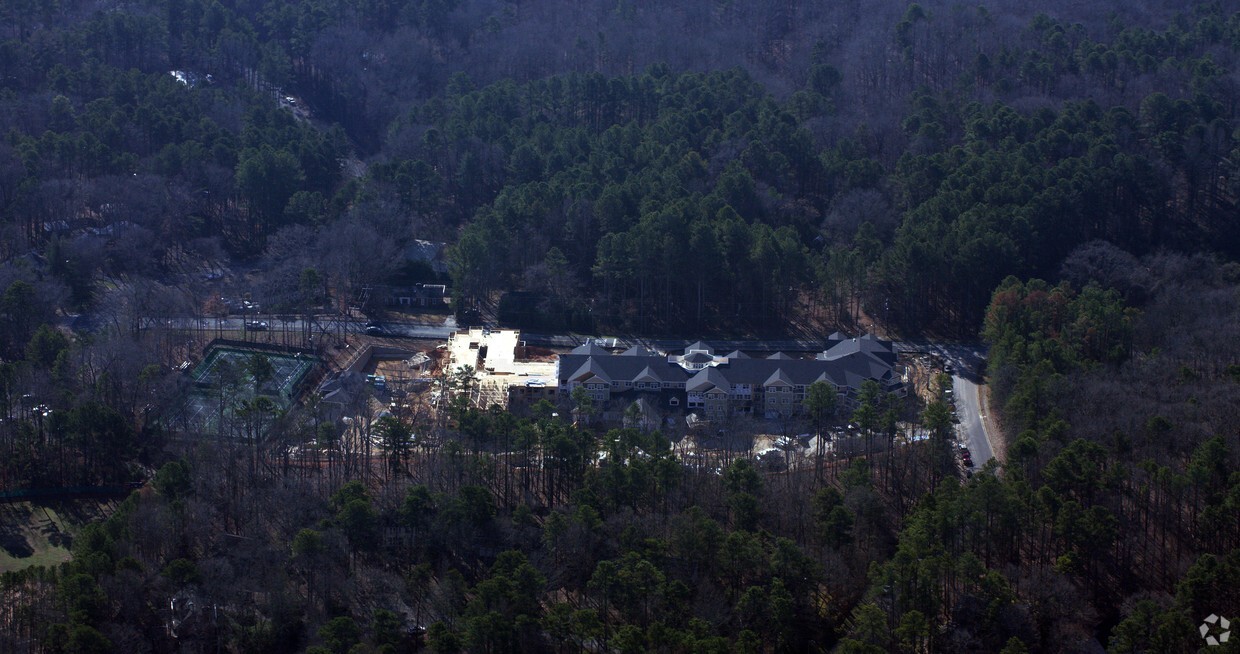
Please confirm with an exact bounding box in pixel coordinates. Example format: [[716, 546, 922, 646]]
[[556, 333, 904, 421]]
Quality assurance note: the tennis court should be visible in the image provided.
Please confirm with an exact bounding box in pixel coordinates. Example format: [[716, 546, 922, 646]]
[[176, 392, 223, 433], [190, 346, 317, 399], [174, 345, 320, 434]]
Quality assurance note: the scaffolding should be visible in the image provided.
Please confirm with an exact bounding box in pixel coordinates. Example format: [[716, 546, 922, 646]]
[[475, 379, 508, 410]]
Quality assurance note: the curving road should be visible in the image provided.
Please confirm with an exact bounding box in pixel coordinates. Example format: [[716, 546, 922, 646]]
[[907, 342, 996, 470]]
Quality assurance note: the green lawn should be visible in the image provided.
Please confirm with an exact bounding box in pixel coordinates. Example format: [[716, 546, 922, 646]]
[[0, 500, 115, 573]]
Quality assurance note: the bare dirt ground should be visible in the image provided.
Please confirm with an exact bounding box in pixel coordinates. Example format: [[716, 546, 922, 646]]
[[978, 384, 1007, 463], [520, 345, 558, 361], [364, 347, 435, 383], [427, 347, 449, 376]]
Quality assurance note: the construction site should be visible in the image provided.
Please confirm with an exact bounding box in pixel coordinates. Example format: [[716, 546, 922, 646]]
[[445, 328, 559, 410]]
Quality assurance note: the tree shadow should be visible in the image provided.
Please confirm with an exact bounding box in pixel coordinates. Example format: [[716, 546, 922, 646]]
[[0, 500, 104, 560], [0, 510, 34, 558], [41, 499, 114, 525], [39, 519, 72, 549], [0, 532, 33, 558]]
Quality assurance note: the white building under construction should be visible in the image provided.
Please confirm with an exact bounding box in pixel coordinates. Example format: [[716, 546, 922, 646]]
[[445, 328, 558, 410]]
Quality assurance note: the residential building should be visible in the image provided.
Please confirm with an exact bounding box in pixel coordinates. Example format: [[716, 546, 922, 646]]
[[384, 283, 447, 308], [556, 334, 904, 421], [403, 239, 449, 275]]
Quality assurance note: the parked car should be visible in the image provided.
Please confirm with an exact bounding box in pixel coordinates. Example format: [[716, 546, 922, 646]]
[[246, 320, 268, 331]]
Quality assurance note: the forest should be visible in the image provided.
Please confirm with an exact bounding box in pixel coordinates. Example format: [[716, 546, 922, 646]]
[[0, 0, 1238, 651]]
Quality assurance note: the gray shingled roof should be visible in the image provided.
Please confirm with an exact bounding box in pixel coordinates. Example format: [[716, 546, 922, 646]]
[[568, 358, 612, 383], [687, 366, 730, 392], [557, 335, 900, 396], [684, 340, 712, 353], [717, 352, 898, 391], [817, 334, 897, 366], [763, 368, 793, 386], [683, 351, 715, 364], [633, 365, 663, 383], [558, 352, 689, 385]]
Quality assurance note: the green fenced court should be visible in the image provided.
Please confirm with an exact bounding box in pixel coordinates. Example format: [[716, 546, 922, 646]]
[[190, 346, 317, 399], [173, 344, 320, 434]]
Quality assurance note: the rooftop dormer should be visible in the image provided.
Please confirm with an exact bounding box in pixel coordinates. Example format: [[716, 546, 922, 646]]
[[670, 341, 730, 371]]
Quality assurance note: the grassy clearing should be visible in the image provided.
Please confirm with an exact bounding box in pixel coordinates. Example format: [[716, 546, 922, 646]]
[[0, 500, 116, 573]]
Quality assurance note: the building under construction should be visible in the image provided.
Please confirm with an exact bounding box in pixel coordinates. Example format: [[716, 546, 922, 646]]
[[445, 328, 558, 410]]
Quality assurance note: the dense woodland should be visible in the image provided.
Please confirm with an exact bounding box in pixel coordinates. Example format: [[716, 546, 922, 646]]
[[1, 0, 1239, 651]]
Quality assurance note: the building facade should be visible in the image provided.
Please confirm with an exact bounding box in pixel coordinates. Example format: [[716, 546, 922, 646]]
[[556, 334, 904, 421]]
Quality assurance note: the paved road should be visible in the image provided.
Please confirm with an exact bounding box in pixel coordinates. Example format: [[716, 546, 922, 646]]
[[894, 341, 996, 469], [883, 341, 994, 470], [952, 373, 993, 470], [161, 316, 459, 340]]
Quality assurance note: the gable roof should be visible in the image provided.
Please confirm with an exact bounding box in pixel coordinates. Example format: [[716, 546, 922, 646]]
[[687, 366, 730, 392], [633, 365, 663, 383], [557, 352, 689, 387], [622, 345, 657, 357], [557, 335, 900, 396], [711, 352, 899, 393], [568, 358, 611, 383], [684, 340, 712, 354], [763, 368, 793, 386], [818, 333, 897, 366]]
